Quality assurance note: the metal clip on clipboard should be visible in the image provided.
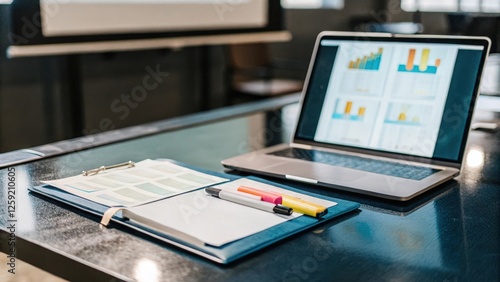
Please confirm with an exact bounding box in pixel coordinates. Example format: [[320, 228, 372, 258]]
[[82, 161, 135, 176]]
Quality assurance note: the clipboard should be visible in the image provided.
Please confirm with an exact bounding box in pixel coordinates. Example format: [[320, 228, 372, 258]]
[[29, 159, 360, 264]]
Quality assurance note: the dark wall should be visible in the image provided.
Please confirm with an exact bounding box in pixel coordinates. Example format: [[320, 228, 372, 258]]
[[0, 0, 481, 153], [0, 4, 229, 152]]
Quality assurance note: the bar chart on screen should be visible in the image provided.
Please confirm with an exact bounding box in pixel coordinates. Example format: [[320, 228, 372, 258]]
[[340, 46, 388, 96], [347, 48, 383, 71], [398, 48, 441, 74], [377, 103, 436, 156], [324, 98, 380, 146], [384, 103, 432, 126], [390, 47, 449, 99], [332, 99, 377, 122]]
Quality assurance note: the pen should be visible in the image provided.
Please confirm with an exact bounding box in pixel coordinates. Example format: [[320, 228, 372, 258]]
[[205, 187, 293, 216]]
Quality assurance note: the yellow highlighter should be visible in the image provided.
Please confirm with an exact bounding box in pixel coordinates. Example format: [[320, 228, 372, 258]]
[[281, 195, 328, 218]]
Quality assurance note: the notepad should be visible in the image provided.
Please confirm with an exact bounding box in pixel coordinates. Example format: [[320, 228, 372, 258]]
[[123, 178, 337, 247]]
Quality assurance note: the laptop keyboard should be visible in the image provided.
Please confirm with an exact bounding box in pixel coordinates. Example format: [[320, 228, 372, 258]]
[[269, 148, 440, 180]]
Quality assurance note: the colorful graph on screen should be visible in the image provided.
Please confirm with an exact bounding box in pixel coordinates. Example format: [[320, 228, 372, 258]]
[[398, 48, 441, 74], [384, 103, 432, 126], [333, 100, 368, 121], [348, 48, 383, 71]]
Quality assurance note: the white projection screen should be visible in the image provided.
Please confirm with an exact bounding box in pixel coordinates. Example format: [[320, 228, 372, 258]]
[[8, 0, 287, 57], [40, 0, 268, 37]]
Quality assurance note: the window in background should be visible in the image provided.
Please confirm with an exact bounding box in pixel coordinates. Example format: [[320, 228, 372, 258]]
[[281, 0, 343, 9], [0, 0, 13, 4], [402, 0, 500, 12]]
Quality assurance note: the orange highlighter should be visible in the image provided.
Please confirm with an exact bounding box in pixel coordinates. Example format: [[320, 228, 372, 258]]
[[237, 186, 282, 204]]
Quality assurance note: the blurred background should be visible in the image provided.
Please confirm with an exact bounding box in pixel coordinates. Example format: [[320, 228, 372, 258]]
[[0, 0, 499, 153]]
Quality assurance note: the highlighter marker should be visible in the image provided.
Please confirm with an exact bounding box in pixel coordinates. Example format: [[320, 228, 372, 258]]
[[237, 186, 282, 204], [281, 195, 328, 218], [206, 188, 293, 216]]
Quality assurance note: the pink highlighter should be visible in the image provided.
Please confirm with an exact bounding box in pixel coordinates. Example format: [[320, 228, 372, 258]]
[[237, 186, 282, 205]]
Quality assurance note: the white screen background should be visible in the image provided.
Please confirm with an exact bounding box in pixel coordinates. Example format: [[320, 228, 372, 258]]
[[40, 0, 268, 37]]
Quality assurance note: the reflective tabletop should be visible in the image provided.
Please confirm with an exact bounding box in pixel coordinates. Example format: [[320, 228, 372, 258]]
[[0, 96, 499, 281]]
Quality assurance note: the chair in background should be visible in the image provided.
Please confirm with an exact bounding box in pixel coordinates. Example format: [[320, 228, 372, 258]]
[[225, 43, 303, 104]]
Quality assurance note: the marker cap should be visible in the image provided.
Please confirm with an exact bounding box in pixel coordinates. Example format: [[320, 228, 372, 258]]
[[273, 205, 293, 215]]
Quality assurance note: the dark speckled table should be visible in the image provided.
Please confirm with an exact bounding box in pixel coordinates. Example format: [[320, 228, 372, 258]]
[[0, 95, 499, 281]]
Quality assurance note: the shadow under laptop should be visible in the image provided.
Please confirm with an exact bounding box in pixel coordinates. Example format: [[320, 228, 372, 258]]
[[224, 169, 468, 280]]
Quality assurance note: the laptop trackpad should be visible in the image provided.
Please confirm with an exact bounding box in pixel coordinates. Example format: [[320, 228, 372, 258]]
[[264, 161, 362, 183]]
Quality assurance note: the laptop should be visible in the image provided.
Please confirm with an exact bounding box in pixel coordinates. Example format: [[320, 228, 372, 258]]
[[222, 32, 490, 201]]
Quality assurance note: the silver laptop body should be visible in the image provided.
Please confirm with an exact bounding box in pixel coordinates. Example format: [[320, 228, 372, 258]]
[[222, 32, 490, 201]]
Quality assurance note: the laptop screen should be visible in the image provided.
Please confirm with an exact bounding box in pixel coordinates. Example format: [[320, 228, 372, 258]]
[[295, 34, 489, 164]]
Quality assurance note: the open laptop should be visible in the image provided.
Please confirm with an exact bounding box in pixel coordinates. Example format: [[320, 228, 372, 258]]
[[222, 32, 490, 201]]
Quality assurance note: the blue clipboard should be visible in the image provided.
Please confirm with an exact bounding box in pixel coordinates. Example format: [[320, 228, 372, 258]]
[[29, 160, 360, 264]]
